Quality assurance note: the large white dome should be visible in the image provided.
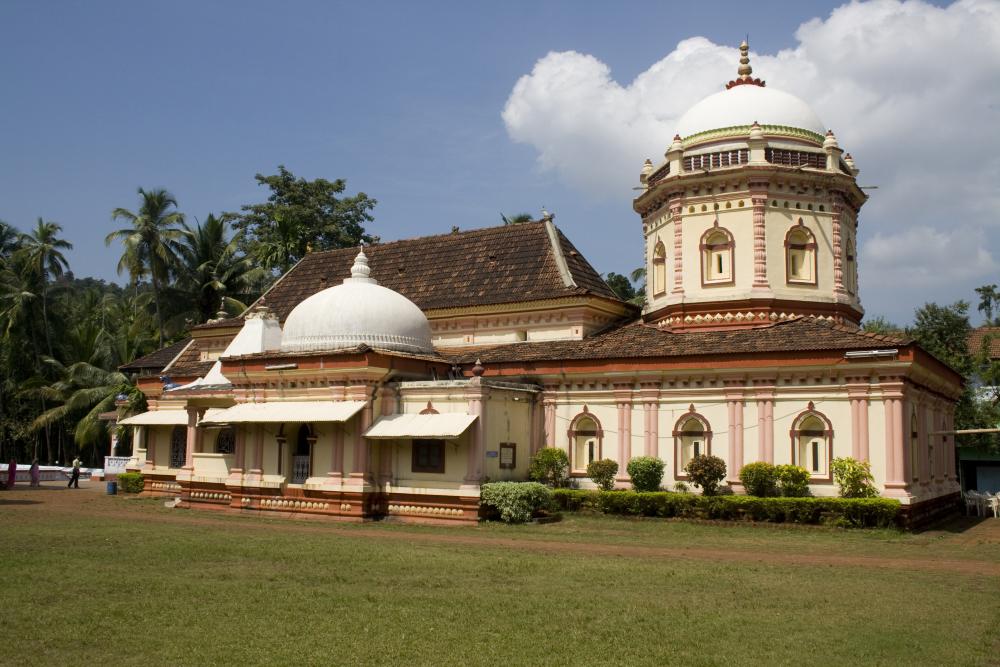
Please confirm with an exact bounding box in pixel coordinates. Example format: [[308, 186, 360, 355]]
[[676, 84, 825, 139], [280, 250, 434, 355]]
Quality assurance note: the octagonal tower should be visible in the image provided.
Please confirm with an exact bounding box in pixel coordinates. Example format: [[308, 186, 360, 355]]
[[633, 41, 866, 331]]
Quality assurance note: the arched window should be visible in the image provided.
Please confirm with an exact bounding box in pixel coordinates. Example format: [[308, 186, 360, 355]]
[[790, 404, 832, 481], [567, 409, 602, 475], [785, 222, 817, 285], [169, 425, 186, 469], [700, 225, 734, 285], [845, 239, 857, 295], [292, 424, 315, 484], [216, 426, 236, 455], [910, 411, 919, 483], [673, 406, 712, 480], [652, 240, 667, 295]]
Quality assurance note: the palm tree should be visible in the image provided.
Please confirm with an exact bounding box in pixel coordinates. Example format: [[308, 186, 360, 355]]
[[18, 218, 72, 357], [107, 188, 185, 346], [173, 214, 265, 324], [0, 220, 20, 263], [501, 212, 534, 225]]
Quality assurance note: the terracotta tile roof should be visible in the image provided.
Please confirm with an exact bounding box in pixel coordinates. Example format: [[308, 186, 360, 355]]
[[162, 339, 214, 377], [969, 327, 1000, 359], [202, 221, 621, 325], [450, 317, 914, 364], [119, 339, 191, 373]]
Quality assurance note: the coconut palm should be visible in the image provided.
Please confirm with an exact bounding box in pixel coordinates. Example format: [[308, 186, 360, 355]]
[[107, 188, 185, 346], [501, 212, 534, 225], [17, 218, 72, 357], [0, 220, 20, 263], [172, 213, 266, 324]]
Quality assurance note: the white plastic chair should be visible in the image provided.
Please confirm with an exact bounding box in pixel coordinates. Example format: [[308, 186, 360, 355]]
[[988, 493, 1000, 518], [964, 491, 981, 516]]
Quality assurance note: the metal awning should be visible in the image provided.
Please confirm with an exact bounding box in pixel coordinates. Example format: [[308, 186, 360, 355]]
[[364, 413, 477, 440], [199, 401, 366, 425], [119, 411, 188, 426]]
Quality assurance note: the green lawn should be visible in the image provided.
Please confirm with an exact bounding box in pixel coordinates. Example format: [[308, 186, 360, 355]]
[[2, 489, 998, 666]]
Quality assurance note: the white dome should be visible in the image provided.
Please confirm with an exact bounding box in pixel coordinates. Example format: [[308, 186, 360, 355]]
[[280, 250, 434, 355], [676, 84, 825, 139]]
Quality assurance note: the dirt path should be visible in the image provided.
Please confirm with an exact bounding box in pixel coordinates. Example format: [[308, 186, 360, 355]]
[[5, 482, 1000, 577]]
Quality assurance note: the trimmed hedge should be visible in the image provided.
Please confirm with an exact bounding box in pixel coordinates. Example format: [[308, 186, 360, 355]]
[[583, 491, 899, 528], [117, 472, 144, 494], [550, 489, 601, 512], [480, 482, 552, 523]]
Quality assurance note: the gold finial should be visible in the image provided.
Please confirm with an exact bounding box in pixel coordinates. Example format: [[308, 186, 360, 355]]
[[725, 39, 765, 90], [738, 40, 752, 80]]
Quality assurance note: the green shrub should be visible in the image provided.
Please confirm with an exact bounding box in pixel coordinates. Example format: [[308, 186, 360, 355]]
[[589, 491, 900, 528], [674, 482, 689, 493], [626, 456, 665, 492], [528, 448, 569, 488], [550, 488, 600, 512], [586, 458, 619, 491], [480, 482, 552, 523], [831, 457, 879, 498], [775, 464, 811, 497], [116, 472, 144, 494], [684, 454, 727, 495], [738, 462, 777, 497]]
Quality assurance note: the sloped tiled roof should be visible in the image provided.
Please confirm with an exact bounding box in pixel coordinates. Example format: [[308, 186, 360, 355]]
[[162, 339, 214, 378], [451, 317, 913, 364], [119, 339, 191, 373], [969, 327, 1000, 359], [199, 221, 621, 325]]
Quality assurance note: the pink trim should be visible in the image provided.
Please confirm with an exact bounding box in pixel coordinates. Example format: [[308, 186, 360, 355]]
[[727, 396, 744, 483], [615, 395, 632, 480], [464, 384, 487, 483]]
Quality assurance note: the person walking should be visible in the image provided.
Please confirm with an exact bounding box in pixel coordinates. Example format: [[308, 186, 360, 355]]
[[6, 458, 15, 490], [29, 459, 40, 487], [68, 456, 81, 489]]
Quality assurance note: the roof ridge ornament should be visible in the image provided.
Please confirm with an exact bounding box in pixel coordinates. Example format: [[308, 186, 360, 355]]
[[725, 40, 766, 90]]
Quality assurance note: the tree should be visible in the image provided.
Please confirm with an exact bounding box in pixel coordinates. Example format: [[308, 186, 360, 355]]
[[629, 267, 647, 307], [17, 218, 72, 357], [604, 272, 636, 302], [862, 315, 904, 337], [0, 220, 19, 263], [975, 284, 1000, 326], [107, 188, 186, 346], [501, 212, 533, 225], [233, 166, 376, 274], [172, 214, 265, 325]]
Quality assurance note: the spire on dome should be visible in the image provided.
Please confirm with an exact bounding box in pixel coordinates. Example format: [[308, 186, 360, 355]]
[[726, 40, 766, 90], [346, 248, 378, 285]]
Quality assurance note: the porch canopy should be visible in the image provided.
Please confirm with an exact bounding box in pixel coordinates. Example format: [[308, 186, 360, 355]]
[[364, 413, 477, 440], [198, 400, 366, 425], [119, 410, 188, 426], [119, 408, 236, 427]]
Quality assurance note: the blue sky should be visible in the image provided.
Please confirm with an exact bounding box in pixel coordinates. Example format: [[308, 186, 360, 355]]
[[1, 0, 984, 326]]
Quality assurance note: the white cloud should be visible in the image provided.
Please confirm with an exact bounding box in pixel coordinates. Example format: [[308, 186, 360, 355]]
[[502, 0, 1000, 321]]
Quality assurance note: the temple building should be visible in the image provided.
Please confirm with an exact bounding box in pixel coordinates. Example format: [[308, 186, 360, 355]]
[[119, 44, 962, 525]]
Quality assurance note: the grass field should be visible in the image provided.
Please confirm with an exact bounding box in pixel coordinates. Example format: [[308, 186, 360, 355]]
[[2, 485, 998, 666]]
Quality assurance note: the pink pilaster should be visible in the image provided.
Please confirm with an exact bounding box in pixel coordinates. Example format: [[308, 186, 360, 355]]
[[945, 410, 957, 481], [614, 385, 633, 480], [182, 407, 200, 471], [348, 388, 374, 486], [755, 388, 774, 463], [725, 392, 744, 484], [328, 425, 344, 478], [144, 427, 155, 468], [638, 384, 659, 457], [232, 428, 246, 473], [847, 379, 870, 462], [542, 387, 557, 448], [882, 381, 909, 498], [464, 380, 487, 484]]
